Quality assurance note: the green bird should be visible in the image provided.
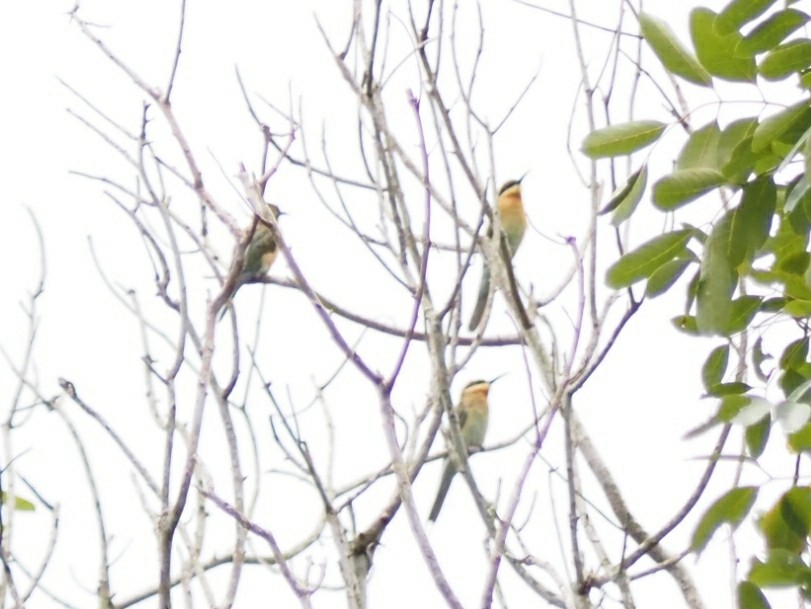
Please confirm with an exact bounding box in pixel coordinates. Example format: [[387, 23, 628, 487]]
[[428, 378, 499, 522], [219, 204, 282, 319], [468, 178, 528, 331], [234, 205, 282, 288]]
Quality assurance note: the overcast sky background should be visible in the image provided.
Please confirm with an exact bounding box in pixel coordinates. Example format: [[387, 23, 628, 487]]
[[0, 0, 796, 607]]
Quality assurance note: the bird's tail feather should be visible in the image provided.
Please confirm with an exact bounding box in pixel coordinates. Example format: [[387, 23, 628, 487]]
[[217, 275, 247, 321], [468, 265, 491, 331], [428, 461, 457, 522]]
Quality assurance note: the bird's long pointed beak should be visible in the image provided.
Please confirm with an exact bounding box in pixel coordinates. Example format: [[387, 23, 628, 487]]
[[518, 170, 529, 183], [489, 373, 506, 385]]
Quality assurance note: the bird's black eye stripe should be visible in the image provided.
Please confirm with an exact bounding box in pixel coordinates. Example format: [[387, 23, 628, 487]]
[[498, 180, 521, 195]]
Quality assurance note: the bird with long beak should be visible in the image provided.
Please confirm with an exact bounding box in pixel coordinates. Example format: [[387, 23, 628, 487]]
[[468, 177, 528, 331], [428, 376, 502, 522], [219, 204, 283, 319]]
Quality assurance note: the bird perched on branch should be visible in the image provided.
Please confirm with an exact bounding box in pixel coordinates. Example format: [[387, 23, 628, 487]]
[[468, 177, 528, 331], [235, 205, 282, 286], [428, 377, 500, 522], [219, 204, 282, 319]]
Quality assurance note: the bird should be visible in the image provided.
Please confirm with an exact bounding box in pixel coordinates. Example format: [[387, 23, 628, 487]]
[[468, 177, 528, 331], [235, 205, 282, 286], [219, 204, 282, 319], [428, 377, 500, 522]]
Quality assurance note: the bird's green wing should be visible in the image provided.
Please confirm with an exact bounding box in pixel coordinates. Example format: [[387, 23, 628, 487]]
[[457, 405, 468, 433], [243, 224, 276, 276]]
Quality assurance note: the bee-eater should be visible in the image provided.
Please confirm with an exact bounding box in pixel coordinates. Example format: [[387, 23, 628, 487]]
[[234, 204, 282, 288], [468, 178, 528, 331], [219, 204, 282, 318], [428, 378, 498, 522]]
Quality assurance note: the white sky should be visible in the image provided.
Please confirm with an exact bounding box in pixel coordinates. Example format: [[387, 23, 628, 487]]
[[0, 0, 797, 608]]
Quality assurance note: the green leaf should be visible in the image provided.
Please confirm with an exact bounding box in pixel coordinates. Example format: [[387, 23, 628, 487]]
[[645, 255, 695, 297], [754, 152, 782, 177], [785, 174, 811, 214], [806, 123, 811, 178], [777, 123, 811, 175], [722, 136, 762, 184], [606, 229, 694, 288], [749, 549, 809, 586], [716, 0, 778, 35], [783, 299, 811, 317], [691, 8, 756, 82], [776, 112, 811, 152], [727, 209, 751, 271], [760, 201, 810, 264], [753, 100, 811, 153], [780, 369, 808, 400], [733, 175, 777, 260], [760, 39, 811, 80], [751, 271, 811, 300], [738, 9, 810, 55], [639, 12, 713, 86], [685, 268, 701, 312], [724, 296, 763, 336], [781, 338, 809, 369], [761, 297, 787, 312], [724, 122, 779, 183], [653, 168, 725, 210], [719, 394, 752, 420], [611, 166, 648, 226], [703, 345, 730, 391], [772, 272, 811, 300], [581, 121, 665, 159], [713, 382, 753, 397], [732, 397, 771, 426], [697, 212, 737, 335], [737, 581, 771, 609], [787, 189, 811, 236], [686, 224, 709, 245], [600, 179, 635, 216], [0, 492, 35, 511], [746, 414, 771, 458], [691, 486, 758, 552], [788, 421, 811, 451], [719, 118, 758, 163], [760, 487, 811, 552], [677, 121, 721, 170], [600, 165, 644, 214], [777, 251, 810, 275], [672, 314, 700, 334], [790, 372, 811, 401], [804, 252, 811, 292]]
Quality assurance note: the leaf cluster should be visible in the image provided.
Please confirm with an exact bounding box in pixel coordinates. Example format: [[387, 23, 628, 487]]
[[583, 2, 811, 606]]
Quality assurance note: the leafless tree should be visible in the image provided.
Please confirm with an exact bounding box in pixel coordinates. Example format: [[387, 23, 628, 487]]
[[0, 2, 731, 609]]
